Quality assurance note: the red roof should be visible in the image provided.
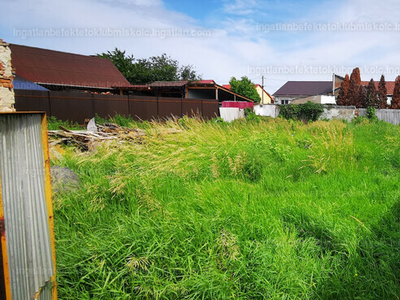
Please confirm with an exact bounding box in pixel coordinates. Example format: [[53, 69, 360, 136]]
[[10, 44, 129, 89], [361, 81, 395, 95], [222, 84, 231, 89], [193, 80, 215, 84]]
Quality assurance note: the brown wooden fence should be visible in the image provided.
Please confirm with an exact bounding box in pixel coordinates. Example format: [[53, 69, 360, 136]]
[[14, 90, 219, 123]]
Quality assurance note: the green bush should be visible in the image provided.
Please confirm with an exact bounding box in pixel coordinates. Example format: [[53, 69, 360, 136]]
[[244, 107, 261, 122], [366, 106, 378, 121], [279, 101, 324, 122]]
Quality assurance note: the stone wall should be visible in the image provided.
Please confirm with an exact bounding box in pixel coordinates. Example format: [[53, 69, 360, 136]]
[[0, 39, 15, 112], [321, 106, 357, 122]]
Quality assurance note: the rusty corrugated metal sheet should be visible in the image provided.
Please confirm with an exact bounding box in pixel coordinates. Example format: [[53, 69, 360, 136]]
[[10, 44, 129, 89], [0, 113, 55, 300]]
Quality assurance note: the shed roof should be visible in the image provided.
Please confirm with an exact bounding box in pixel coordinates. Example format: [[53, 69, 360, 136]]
[[274, 81, 333, 97], [10, 44, 129, 89], [149, 81, 189, 87], [192, 80, 215, 84], [13, 75, 50, 91]]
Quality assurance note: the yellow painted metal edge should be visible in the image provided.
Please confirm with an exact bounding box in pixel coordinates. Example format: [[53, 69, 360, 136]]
[[40, 114, 58, 300], [0, 142, 12, 300]]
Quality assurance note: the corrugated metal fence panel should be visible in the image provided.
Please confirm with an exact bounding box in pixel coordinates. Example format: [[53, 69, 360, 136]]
[[14, 91, 220, 122], [158, 97, 182, 119], [37, 280, 52, 300], [201, 99, 219, 120], [182, 99, 202, 117], [129, 96, 158, 121], [50, 91, 93, 123], [0, 114, 54, 300], [14, 90, 51, 116], [94, 94, 129, 118]]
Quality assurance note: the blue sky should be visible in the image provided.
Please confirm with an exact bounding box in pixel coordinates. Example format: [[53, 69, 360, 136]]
[[1, 0, 400, 92]]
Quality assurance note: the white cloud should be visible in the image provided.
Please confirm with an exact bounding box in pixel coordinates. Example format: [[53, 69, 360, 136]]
[[222, 0, 261, 15], [2, 0, 400, 93]]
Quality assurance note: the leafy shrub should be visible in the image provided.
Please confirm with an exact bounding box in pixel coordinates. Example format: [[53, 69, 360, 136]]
[[94, 114, 108, 125], [352, 116, 368, 125], [95, 113, 136, 127], [279, 101, 324, 122], [208, 117, 225, 123], [244, 107, 261, 122], [111, 114, 135, 127], [279, 103, 299, 120], [244, 107, 253, 117], [366, 106, 378, 121]]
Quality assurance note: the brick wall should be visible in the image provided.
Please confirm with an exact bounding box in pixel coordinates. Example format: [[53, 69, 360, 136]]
[[0, 39, 15, 112]]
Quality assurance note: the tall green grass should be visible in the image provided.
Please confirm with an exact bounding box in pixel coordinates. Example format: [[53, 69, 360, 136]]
[[53, 117, 400, 299]]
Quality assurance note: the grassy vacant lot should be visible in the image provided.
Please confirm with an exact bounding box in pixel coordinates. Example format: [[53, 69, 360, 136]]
[[53, 117, 400, 299]]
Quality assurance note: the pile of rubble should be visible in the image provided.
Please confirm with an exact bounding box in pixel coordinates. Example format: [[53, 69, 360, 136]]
[[48, 118, 146, 151]]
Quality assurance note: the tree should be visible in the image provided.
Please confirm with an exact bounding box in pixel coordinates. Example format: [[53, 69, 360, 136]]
[[391, 76, 400, 109], [350, 67, 361, 86], [98, 49, 201, 84], [366, 79, 378, 108], [358, 85, 367, 109], [98, 48, 136, 82], [377, 75, 388, 109], [148, 54, 179, 82], [179, 65, 199, 81], [336, 74, 350, 106], [348, 67, 362, 107], [229, 76, 261, 102]]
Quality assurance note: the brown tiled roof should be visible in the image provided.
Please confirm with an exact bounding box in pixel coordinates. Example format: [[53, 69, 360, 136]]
[[10, 44, 129, 89], [274, 81, 333, 97], [361, 81, 395, 95]]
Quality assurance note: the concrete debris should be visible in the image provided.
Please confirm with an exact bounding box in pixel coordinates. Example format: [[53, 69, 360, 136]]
[[86, 117, 98, 133], [51, 166, 80, 193]]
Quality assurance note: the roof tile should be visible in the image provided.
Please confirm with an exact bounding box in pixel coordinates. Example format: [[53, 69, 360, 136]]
[[10, 44, 129, 89], [274, 81, 333, 96]]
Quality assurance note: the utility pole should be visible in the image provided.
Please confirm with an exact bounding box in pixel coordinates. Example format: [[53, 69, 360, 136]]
[[261, 75, 264, 105]]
